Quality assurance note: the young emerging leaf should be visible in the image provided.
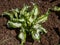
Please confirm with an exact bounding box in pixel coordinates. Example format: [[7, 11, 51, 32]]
[[52, 6, 60, 11], [31, 30, 40, 42], [7, 21, 22, 28], [35, 9, 50, 24], [18, 31, 26, 45]]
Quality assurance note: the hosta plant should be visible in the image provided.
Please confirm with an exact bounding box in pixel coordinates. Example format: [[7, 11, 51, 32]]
[[2, 3, 50, 45]]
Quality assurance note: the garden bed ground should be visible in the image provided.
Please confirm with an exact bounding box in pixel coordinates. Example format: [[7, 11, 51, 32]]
[[0, 0, 60, 45]]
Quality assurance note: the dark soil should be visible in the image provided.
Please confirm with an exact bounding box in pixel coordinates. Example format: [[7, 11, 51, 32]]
[[0, 0, 60, 45]]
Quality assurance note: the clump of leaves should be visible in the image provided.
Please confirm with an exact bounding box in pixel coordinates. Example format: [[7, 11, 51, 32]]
[[2, 3, 50, 45]]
